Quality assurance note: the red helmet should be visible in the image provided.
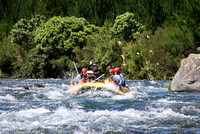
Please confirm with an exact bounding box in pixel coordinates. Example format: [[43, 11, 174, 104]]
[[109, 69, 114, 73], [114, 67, 120, 72], [82, 68, 87, 73]]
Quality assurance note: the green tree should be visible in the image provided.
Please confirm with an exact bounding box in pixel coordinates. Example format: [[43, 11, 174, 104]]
[[0, 36, 26, 77], [16, 16, 99, 78], [34, 16, 98, 59], [111, 12, 145, 41], [15, 48, 49, 78], [10, 15, 46, 50]]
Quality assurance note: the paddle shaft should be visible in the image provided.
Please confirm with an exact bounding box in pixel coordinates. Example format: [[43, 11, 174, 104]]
[[70, 73, 74, 83], [113, 77, 120, 85], [93, 74, 105, 82], [74, 62, 79, 75]]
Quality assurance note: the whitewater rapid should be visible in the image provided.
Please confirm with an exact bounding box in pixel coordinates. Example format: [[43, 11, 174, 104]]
[[0, 79, 199, 133]]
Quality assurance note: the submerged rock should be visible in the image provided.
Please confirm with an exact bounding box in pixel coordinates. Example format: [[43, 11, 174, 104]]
[[33, 83, 45, 88], [171, 54, 200, 92], [21, 83, 45, 89], [23, 85, 29, 90]]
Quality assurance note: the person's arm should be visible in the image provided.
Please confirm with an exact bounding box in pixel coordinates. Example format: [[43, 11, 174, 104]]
[[117, 75, 122, 86], [87, 65, 92, 70], [97, 69, 101, 76], [73, 74, 81, 82], [87, 60, 93, 70]]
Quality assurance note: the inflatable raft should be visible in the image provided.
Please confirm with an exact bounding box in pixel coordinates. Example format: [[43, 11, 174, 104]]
[[69, 80, 130, 94]]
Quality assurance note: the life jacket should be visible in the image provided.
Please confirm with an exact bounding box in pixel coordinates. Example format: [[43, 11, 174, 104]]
[[93, 69, 101, 78], [109, 76, 115, 84], [113, 74, 122, 86], [81, 74, 87, 83], [87, 76, 95, 82], [81, 78, 87, 83]]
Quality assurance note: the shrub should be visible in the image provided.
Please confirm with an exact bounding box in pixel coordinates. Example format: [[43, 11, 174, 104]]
[[0, 36, 26, 77], [131, 26, 195, 79]]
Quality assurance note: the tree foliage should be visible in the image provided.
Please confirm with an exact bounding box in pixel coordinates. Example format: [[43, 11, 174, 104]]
[[11, 15, 46, 50], [13, 16, 99, 78], [111, 12, 144, 41], [34, 16, 98, 59], [124, 26, 195, 79], [0, 1, 199, 79], [0, 36, 26, 77]]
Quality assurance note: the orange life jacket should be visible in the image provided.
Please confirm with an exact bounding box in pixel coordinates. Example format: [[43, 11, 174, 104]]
[[109, 78, 113, 83], [109, 76, 115, 84], [81, 78, 87, 83]]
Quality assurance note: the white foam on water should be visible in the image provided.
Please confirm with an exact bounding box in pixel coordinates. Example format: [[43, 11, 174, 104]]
[[66, 85, 80, 94], [44, 83, 54, 87], [43, 106, 195, 132], [0, 94, 15, 101], [111, 89, 148, 100], [0, 104, 197, 133], [148, 86, 156, 89], [139, 86, 168, 93], [78, 90, 114, 98], [151, 98, 193, 107], [44, 90, 64, 99], [181, 106, 200, 113], [156, 98, 182, 104], [18, 107, 50, 118], [61, 83, 69, 88], [0, 107, 50, 132], [149, 80, 157, 84], [144, 107, 194, 119]]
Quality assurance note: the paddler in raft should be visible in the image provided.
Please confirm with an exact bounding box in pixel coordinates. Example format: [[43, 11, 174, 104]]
[[72, 68, 88, 84], [108, 69, 115, 84], [86, 70, 95, 82], [87, 60, 101, 79], [113, 67, 126, 87], [72, 68, 96, 84]]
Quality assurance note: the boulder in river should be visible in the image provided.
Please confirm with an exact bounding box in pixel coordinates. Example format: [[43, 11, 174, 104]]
[[171, 54, 200, 92]]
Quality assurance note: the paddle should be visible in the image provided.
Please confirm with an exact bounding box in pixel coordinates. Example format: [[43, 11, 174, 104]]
[[73, 62, 79, 75], [128, 85, 138, 87], [112, 77, 125, 91], [92, 74, 105, 82], [68, 63, 79, 85], [71, 72, 74, 83], [67, 72, 74, 85]]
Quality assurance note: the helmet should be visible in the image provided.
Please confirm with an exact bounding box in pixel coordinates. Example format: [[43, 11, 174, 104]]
[[82, 68, 87, 73], [109, 69, 114, 73], [93, 63, 97, 66], [87, 70, 94, 74], [114, 67, 120, 72]]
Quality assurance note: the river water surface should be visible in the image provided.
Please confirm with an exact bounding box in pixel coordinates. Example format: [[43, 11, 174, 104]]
[[0, 79, 199, 133]]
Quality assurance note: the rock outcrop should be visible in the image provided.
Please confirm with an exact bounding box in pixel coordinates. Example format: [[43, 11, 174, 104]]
[[171, 54, 200, 92]]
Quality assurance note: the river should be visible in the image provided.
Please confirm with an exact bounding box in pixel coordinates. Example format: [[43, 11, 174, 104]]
[[0, 79, 199, 133]]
